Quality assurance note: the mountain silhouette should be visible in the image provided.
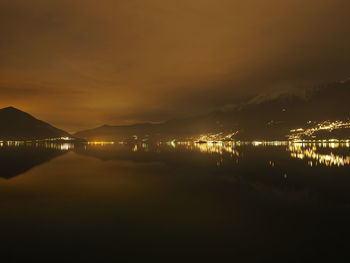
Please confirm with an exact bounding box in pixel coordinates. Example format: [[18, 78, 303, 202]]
[[75, 79, 350, 141], [0, 107, 72, 140]]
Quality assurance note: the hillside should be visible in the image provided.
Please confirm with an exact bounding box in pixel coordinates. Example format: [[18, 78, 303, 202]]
[[0, 107, 72, 140], [75, 79, 350, 141]]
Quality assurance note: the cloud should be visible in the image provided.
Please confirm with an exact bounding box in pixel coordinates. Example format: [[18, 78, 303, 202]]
[[0, 0, 350, 130]]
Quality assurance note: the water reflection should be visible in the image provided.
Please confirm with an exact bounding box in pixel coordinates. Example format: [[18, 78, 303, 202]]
[[177, 141, 240, 157], [288, 142, 350, 167], [177, 141, 350, 167], [1, 140, 350, 179], [0, 144, 69, 179], [1, 140, 350, 261], [180, 141, 350, 167], [0, 141, 75, 150]]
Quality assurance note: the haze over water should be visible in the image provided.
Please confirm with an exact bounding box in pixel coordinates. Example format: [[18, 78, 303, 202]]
[[1, 142, 350, 261]]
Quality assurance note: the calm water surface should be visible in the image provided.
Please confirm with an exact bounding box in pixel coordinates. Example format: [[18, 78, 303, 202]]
[[1, 142, 350, 261]]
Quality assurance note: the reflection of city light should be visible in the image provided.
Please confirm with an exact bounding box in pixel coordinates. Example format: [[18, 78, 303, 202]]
[[1, 138, 350, 168], [60, 143, 73, 150], [0, 140, 75, 151], [288, 142, 350, 167], [252, 141, 263, 146], [175, 140, 350, 168], [177, 141, 240, 156], [88, 141, 114, 145]]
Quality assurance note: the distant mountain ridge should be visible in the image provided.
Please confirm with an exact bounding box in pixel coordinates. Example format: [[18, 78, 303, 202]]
[[75, 79, 350, 141], [0, 107, 72, 140]]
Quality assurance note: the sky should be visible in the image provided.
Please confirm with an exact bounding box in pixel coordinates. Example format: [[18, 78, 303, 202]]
[[1, 0, 350, 132]]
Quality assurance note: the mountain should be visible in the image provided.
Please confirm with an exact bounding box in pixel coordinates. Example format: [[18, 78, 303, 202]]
[[75, 79, 350, 141], [0, 107, 72, 140]]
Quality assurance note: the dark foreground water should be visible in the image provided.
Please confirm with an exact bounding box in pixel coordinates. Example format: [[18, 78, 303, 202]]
[[1, 141, 350, 262]]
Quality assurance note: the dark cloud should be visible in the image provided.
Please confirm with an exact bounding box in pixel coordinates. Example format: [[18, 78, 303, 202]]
[[0, 0, 350, 131]]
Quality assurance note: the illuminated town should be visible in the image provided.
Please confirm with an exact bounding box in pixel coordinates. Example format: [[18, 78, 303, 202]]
[[288, 120, 350, 141]]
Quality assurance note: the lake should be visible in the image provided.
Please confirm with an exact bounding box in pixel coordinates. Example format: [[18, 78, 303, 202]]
[[1, 141, 350, 262]]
